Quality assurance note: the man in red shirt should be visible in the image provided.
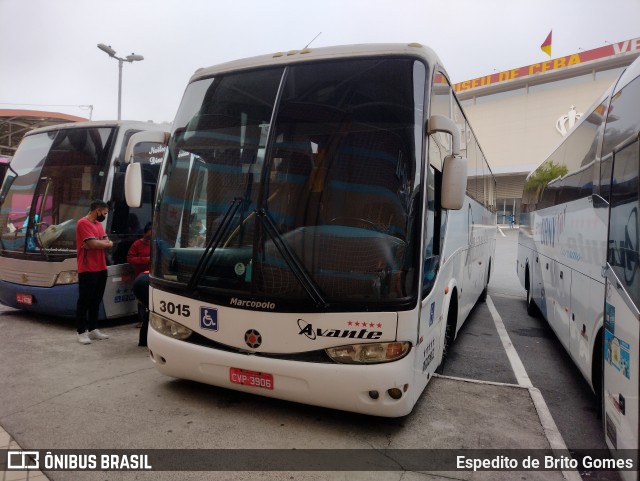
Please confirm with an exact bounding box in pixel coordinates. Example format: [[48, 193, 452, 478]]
[[75, 200, 113, 345], [127, 223, 151, 277]]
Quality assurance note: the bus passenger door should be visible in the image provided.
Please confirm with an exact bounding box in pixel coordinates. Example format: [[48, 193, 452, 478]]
[[602, 138, 639, 475]]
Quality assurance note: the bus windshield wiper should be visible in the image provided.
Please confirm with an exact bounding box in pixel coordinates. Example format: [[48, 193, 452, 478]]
[[256, 208, 328, 309], [187, 197, 242, 292]]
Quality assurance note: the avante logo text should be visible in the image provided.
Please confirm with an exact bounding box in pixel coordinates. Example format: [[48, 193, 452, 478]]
[[297, 319, 382, 340]]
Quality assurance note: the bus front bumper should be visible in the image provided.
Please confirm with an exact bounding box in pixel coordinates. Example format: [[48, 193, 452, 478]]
[[147, 327, 417, 417], [0, 280, 79, 318]]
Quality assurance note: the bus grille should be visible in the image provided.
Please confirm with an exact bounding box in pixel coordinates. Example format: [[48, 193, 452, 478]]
[[1, 268, 57, 287], [187, 332, 333, 363]]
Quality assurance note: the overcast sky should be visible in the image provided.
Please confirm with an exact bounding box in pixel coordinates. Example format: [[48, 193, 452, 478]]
[[1, 0, 639, 123]]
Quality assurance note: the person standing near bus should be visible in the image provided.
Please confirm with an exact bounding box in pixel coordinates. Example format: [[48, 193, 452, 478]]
[[75, 200, 113, 345], [128, 222, 152, 329], [127, 222, 152, 277]]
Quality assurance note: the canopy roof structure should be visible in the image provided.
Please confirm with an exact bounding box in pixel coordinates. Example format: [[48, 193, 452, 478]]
[[0, 109, 88, 156]]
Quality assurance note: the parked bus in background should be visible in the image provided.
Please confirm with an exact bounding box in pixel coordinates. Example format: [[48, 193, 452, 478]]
[[0, 121, 169, 319], [518, 56, 640, 478], [125, 43, 496, 416]]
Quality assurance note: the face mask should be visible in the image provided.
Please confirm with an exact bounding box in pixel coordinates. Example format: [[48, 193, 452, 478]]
[[96, 214, 106, 222]]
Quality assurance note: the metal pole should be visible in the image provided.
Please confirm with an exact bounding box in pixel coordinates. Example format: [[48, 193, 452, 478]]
[[117, 59, 123, 120]]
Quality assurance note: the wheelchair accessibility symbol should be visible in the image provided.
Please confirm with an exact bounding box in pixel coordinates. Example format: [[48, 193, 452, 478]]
[[200, 307, 219, 331]]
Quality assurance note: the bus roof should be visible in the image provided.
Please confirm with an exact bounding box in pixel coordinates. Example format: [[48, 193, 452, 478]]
[[22, 120, 170, 138], [190, 43, 446, 83]]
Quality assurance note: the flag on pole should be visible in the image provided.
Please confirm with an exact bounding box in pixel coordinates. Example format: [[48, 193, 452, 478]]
[[541, 30, 552, 57]]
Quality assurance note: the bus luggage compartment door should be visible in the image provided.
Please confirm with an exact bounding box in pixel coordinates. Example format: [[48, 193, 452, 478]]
[[103, 264, 138, 319]]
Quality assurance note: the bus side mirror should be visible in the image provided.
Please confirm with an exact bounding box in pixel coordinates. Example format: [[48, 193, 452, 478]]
[[125, 163, 143, 208], [427, 114, 467, 210], [441, 154, 468, 210], [124, 130, 169, 208]]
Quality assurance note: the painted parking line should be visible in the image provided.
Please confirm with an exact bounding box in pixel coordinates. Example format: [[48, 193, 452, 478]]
[[486, 295, 581, 481]]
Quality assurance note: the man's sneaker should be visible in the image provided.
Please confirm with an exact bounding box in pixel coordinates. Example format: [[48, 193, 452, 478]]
[[77, 332, 92, 344], [88, 329, 109, 340]]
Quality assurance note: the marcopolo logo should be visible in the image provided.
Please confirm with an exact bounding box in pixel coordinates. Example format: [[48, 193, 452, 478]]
[[230, 298, 276, 310], [297, 319, 383, 340]]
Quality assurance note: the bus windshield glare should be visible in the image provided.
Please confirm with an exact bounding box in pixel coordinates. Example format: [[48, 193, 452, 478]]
[[155, 58, 426, 311]]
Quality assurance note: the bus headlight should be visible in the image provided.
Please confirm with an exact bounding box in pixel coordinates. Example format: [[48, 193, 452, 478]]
[[325, 342, 411, 364], [55, 270, 78, 285], [150, 312, 193, 340]]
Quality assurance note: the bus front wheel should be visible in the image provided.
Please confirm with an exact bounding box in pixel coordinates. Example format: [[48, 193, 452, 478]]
[[436, 293, 458, 375]]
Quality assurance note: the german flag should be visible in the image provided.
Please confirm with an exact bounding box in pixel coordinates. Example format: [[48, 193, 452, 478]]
[[540, 30, 552, 57]]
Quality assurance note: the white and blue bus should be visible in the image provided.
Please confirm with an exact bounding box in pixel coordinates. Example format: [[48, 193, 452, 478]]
[[126, 44, 496, 416], [518, 57, 640, 478], [0, 121, 169, 319]]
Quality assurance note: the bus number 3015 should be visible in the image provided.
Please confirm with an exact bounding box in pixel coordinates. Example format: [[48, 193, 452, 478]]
[[159, 301, 191, 317]]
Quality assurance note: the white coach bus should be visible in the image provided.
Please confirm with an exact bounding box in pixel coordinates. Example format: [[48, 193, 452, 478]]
[[518, 57, 640, 477], [126, 43, 496, 416], [0, 121, 169, 319]]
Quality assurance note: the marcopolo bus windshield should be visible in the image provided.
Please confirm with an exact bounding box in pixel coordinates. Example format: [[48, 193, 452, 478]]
[[0, 127, 115, 257], [154, 57, 425, 311]]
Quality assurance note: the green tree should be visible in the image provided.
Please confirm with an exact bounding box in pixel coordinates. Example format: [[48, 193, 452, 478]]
[[522, 160, 568, 207], [525, 160, 568, 190]]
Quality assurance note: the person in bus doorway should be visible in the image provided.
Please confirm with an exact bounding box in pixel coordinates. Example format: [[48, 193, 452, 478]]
[[128, 223, 152, 328], [132, 271, 150, 347], [75, 200, 113, 345]]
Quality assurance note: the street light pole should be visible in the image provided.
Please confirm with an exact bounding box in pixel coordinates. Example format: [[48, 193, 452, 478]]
[[97, 43, 144, 120], [117, 58, 123, 120]]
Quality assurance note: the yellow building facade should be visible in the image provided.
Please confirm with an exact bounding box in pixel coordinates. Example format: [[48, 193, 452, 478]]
[[456, 37, 640, 224]]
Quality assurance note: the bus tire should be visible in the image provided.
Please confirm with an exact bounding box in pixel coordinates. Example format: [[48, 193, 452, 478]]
[[436, 292, 458, 375], [479, 260, 491, 303]]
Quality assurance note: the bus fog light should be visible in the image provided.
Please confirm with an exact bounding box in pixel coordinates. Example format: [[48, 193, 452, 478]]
[[325, 341, 410, 364], [369, 390, 379, 400], [55, 270, 78, 285], [387, 388, 403, 400], [150, 312, 192, 340]]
